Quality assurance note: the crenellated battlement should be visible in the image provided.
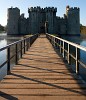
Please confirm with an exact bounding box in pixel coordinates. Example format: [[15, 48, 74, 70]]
[[44, 7, 57, 12], [8, 7, 20, 12], [20, 13, 25, 19], [66, 6, 80, 13], [8, 7, 20, 17], [68, 7, 79, 11], [29, 7, 41, 12], [28, 7, 42, 12], [7, 7, 20, 35], [28, 6, 57, 12], [66, 6, 80, 17], [7, 5, 80, 35]]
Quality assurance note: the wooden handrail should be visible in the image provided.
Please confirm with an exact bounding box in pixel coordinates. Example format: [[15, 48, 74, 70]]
[[46, 33, 86, 52], [0, 34, 39, 74], [46, 33, 86, 74], [0, 34, 38, 51]]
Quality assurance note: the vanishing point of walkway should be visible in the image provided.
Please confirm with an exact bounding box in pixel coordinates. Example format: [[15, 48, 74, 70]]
[[0, 35, 86, 100]]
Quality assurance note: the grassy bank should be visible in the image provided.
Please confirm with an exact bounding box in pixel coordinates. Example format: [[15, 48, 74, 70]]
[[80, 25, 86, 34], [0, 31, 6, 33]]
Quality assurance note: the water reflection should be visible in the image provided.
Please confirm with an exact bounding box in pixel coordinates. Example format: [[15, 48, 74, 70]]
[[0, 39, 7, 48], [61, 35, 86, 81], [0, 33, 86, 82], [0, 33, 23, 80], [80, 41, 86, 64]]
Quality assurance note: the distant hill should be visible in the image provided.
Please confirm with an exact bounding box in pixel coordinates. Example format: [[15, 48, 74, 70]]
[[80, 25, 86, 34]]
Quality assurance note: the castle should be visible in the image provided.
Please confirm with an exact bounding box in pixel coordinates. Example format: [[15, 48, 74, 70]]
[[7, 6, 80, 35]]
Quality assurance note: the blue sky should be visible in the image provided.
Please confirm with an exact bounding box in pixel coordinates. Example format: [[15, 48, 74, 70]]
[[0, 0, 86, 26]]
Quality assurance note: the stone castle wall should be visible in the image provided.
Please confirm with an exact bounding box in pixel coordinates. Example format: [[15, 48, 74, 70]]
[[7, 7, 20, 34], [19, 14, 27, 34], [66, 6, 80, 35], [7, 6, 80, 35]]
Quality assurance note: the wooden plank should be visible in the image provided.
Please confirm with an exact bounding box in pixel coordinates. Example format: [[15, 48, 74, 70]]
[[1, 79, 84, 84], [0, 83, 86, 89], [0, 35, 86, 100], [0, 95, 86, 100], [0, 89, 86, 95]]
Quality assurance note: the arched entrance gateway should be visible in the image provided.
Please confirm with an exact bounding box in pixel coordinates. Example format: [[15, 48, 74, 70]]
[[7, 6, 80, 35], [40, 26, 45, 33], [45, 21, 48, 33], [40, 21, 48, 34]]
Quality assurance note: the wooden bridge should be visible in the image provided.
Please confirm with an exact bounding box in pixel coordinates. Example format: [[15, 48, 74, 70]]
[[0, 34, 86, 100]]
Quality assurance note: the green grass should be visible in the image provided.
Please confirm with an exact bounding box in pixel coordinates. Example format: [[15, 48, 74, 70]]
[[0, 31, 5, 33]]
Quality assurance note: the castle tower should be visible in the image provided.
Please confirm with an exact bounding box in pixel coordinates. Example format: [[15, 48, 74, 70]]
[[45, 7, 57, 34], [39, 8, 46, 33], [7, 6, 80, 35], [66, 6, 80, 35], [28, 7, 40, 34], [7, 7, 20, 35], [19, 14, 27, 34]]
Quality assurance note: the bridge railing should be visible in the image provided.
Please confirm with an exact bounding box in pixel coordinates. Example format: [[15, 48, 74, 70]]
[[0, 34, 39, 74], [46, 33, 86, 74]]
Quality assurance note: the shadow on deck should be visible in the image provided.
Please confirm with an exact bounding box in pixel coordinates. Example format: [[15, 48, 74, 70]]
[[0, 35, 86, 100]]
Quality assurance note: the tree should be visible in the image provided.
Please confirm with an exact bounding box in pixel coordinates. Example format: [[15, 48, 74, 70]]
[[0, 24, 4, 32]]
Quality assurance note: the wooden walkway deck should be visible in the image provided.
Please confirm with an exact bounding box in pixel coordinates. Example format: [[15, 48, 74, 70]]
[[0, 35, 86, 100]]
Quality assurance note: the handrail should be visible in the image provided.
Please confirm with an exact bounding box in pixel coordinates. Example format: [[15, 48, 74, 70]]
[[0, 34, 38, 51], [46, 33, 86, 52], [0, 33, 39, 74], [46, 33, 86, 74]]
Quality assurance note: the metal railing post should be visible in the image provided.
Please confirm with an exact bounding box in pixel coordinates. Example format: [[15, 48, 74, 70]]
[[51, 37, 53, 44], [24, 40, 25, 54], [29, 38, 30, 48], [63, 41, 65, 58], [68, 43, 71, 64], [53, 37, 55, 47], [56, 39, 58, 49], [7, 47, 10, 74], [21, 41, 22, 58], [76, 47, 79, 74], [15, 44, 18, 65], [60, 40, 62, 54], [26, 39, 28, 51], [57, 39, 59, 49], [46, 33, 86, 76], [0, 34, 39, 76], [55, 38, 57, 48]]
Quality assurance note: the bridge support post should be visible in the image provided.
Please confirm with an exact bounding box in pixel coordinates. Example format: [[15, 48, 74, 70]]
[[29, 38, 30, 48], [60, 41, 62, 54], [55, 38, 58, 49], [76, 47, 79, 74], [21, 41, 22, 58], [7, 47, 10, 74], [54, 37, 55, 47], [51, 37, 53, 45], [63, 41, 65, 58], [68, 44, 71, 64], [15, 44, 18, 65], [24, 40, 25, 54], [55, 38, 57, 48], [26, 39, 29, 51]]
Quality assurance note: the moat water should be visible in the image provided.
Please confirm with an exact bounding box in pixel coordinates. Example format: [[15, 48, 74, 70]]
[[0, 33, 86, 82], [61, 35, 86, 82], [0, 33, 24, 80]]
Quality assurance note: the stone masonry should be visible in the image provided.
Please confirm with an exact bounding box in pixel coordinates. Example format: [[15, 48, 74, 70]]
[[7, 6, 80, 35]]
